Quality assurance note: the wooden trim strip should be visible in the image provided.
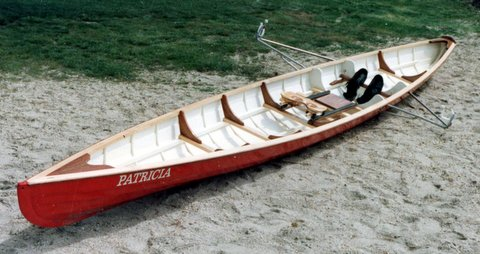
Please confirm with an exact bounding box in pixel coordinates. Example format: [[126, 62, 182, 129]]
[[223, 119, 268, 140], [221, 95, 244, 126], [378, 51, 395, 74], [260, 82, 282, 110], [263, 104, 314, 128], [178, 135, 213, 152], [376, 69, 414, 84], [178, 110, 202, 144], [401, 71, 427, 83]]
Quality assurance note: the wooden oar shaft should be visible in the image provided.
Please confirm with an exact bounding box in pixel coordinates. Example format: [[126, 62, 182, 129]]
[[261, 38, 335, 61]]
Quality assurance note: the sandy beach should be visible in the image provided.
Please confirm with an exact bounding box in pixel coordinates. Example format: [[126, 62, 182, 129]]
[[0, 36, 478, 253]]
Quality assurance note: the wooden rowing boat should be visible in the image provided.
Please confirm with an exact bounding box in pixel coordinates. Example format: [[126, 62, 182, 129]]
[[17, 36, 456, 227]]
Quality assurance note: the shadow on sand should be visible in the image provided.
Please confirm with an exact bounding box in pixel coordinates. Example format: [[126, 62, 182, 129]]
[[0, 149, 308, 252], [0, 109, 387, 252]]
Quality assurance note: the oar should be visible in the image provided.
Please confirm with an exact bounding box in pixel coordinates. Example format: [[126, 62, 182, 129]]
[[255, 21, 455, 129]]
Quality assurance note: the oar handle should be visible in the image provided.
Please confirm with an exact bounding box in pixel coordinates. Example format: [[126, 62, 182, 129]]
[[256, 20, 268, 39]]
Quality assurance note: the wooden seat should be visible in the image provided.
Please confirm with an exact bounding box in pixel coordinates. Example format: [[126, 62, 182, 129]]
[[280, 91, 304, 106], [280, 91, 327, 114], [304, 101, 327, 114]]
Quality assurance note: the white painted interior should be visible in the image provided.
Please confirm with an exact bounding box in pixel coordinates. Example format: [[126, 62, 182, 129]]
[[227, 87, 309, 136], [89, 116, 208, 167], [82, 40, 448, 170], [184, 100, 264, 150]]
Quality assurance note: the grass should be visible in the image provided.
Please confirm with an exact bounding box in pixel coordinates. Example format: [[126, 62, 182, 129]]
[[0, 0, 478, 80]]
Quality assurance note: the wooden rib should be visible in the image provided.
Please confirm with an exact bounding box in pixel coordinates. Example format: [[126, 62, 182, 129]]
[[224, 119, 268, 140], [260, 82, 282, 110], [401, 71, 427, 82], [178, 110, 202, 144], [221, 95, 244, 126], [378, 51, 395, 74], [263, 104, 314, 128], [178, 135, 213, 152], [48, 154, 112, 176]]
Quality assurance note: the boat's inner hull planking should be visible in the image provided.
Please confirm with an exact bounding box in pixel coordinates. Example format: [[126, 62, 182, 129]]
[[41, 39, 448, 177]]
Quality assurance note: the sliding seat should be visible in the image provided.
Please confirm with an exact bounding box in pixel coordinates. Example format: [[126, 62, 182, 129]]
[[266, 74, 316, 121]]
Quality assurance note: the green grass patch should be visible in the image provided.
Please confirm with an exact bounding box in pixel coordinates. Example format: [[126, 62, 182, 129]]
[[0, 0, 478, 80]]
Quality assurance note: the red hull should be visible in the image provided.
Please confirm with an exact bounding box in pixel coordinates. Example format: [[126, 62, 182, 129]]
[[17, 108, 381, 227]]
